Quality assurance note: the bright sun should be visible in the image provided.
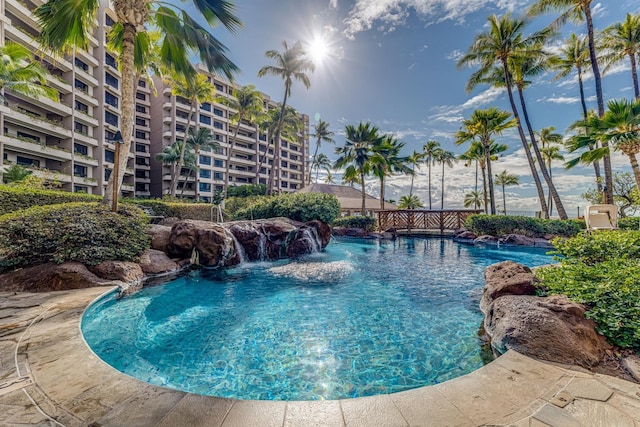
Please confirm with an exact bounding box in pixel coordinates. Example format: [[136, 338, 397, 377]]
[[307, 36, 330, 64]]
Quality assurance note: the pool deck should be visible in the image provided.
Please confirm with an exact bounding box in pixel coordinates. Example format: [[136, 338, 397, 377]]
[[1, 287, 639, 426]]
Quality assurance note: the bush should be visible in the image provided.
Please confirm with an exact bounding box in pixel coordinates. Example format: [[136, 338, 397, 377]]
[[618, 217, 640, 230], [224, 195, 268, 219], [132, 199, 214, 221], [550, 230, 640, 265], [0, 185, 100, 215], [0, 203, 150, 272], [226, 184, 266, 198], [332, 216, 376, 231], [466, 214, 583, 238], [232, 193, 340, 223]]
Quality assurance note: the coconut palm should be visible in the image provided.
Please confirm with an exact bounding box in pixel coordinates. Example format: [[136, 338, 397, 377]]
[[35, 0, 240, 208], [455, 108, 516, 215], [258, 41, 315, 195], [186, 128, 219, 200], [459, 141, 508, 214], [600, 13, 640, 99], [218, 84, 265, 196], [341, 165, 361, 187], [0, 42, 57, 101], [2, 164, 33, 184], [334, 122, 384, 216], [324, 171, 335, 184], [464, 191, 484, 210], [313, 153, 332, 182], [398, 194, 423, 210], [371, 135, 411, 210], [528, 0, 613, 203], [155, 141, 183, 195], [536, 127, 565, 214], [407, 150, 426, 198], [422, 140, 441, 209], [308, 119, 335, 185], [433, 149, 457, 210], [495, 170, 520, 215]]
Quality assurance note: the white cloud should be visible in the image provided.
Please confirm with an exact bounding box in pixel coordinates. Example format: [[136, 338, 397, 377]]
[[329, 0, 338, 8], [446, 49, 463, 61], [536, 95, 597, 105], [429, 87, 504, 122]]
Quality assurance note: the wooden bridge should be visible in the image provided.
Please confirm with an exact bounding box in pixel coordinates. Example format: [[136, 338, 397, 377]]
[[377, 209, 482, 236]]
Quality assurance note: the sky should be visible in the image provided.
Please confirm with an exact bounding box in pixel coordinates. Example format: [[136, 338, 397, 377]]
[[201, 0, 640, 216]]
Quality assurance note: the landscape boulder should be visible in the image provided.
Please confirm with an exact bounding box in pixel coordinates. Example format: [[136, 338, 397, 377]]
[[89, 261, 144, 282], [480, 261, 538, 314], [138, 249, 181, 275], [0, 262, 110, 292], [498, 234, 536, 246], [147, 224, 172, 252]]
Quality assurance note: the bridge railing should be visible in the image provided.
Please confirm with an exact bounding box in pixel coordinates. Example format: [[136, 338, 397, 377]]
[[377, 209, 483, 234]]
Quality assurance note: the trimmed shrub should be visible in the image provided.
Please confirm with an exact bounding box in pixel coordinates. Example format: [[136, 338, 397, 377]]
[[466, 214, 583, 238], [619, 217, 640, 230], [232, 193, 340, 223], [332, 216, 376, 231], [0, 185, 100, 215], [549, 230, 640, 265], [132, 199, 214, 221], [226, 184, 266, 197], [0, 203, 150, 272]]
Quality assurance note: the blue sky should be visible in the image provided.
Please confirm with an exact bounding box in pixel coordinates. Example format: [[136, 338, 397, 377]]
[[206, 0, 640, 215]]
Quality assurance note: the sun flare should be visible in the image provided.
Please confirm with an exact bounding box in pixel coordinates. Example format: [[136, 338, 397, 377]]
[[307, 36, 330, 64]]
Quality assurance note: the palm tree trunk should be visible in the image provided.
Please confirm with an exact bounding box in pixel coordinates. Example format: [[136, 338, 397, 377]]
[[502, 184, 506, 215], [268, 87, 290, 195], [172, 103, 195, 197], [409, 161, 416, 198], [481, 165, 488, 214], [255, 130, 271, 184], [225, 113, 244, 196], [440, 162, 445, 210], [179, 168, 193, 197], [308, 137, 320, 185], [578, 68, 603, 193], [628, 153, 640, 192], [547, 160, 553, 216], [428, 163, 432, 209], [516, 85, 567, 219], [380, 177, 385, 210], [360, 169, 366, 216], [629, 53, 639, 99], [103, 23, 135, 208], [501, 60, 548, 218], [484, 143, 497, 215]]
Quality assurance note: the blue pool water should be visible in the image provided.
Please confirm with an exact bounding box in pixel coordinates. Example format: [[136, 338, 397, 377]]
[[82, 238, 554, 401]]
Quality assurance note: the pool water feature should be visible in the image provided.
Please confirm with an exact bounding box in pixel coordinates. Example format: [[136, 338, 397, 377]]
[[82, 238, 554, 401]]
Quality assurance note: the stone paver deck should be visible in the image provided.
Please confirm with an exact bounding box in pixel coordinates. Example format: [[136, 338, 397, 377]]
[[1, 288, 639, 426]]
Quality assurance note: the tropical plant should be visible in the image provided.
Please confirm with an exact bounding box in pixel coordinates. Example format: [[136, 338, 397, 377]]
[[370, 135, 410, 210], [218, 84, 265, 196], [35, 0, 240, 209], [334, 122, 384, 216], [309, 119, 335, 185], [186, 128, 219, 200], [528, 0, 613, 203], [464, 190, 484, 210], [422, 140, 441, 209], [341, 165, 361, 187], [2, 164, 33, 184], [455, 108, 516, 215], [537, 126, 565, 215], [255, 105, 302, 185], [582, 171, 640, 218], [459, 141, 507, 214], [433, 149, 456, 210], [312, 153, 332, 182], [494, 170, 520, 215], [398, 194, 423, 209], [258, 41, 314, 195], [0, 42, 57, 101], [407, 150, 426, 198], [155, 142, 182, 193], [600, 13, 640, 98], [324, 171, 335, 184]]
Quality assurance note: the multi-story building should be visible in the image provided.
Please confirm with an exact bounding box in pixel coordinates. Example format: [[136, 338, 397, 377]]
[[150, 67, 309, 201], [2, 1, 300, 200]]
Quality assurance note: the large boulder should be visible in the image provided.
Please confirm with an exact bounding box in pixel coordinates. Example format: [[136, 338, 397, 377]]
[[0, 262, 110, 292], [484, 294, 610, 367], [261, 218, 299, 260], [498, 234, 536, 246], [166, 221, 199, 259], [306, 220, 332, 248], [228, 221, 264, 261], [89, 261, 144, 282], [194, 224, 240, 267], [138, 249, 181, 275], [481, 261, 538, 314], [147, 224, 172, 252]]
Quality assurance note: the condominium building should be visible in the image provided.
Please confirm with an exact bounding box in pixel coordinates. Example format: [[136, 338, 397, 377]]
[[150, 68, 309, 201], [0, 1, 307, 200]]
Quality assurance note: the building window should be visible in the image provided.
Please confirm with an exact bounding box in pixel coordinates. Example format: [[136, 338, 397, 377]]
[[135, 117, 147, 127], [214, 172, 223, 180], [105, 53, 117, 68], [135, 130, 147, 139], [75, 101, 89, 114], [74, 143, 88, 155], [214, 83, 223, 91], [105, 169, 112, 180], [75, 79, 88, 93], [213, 121, 224, 130], [135, 157, 149, 166], [176, 124, 186, 133], [135, 169, 148, 179], [135, 92, 146, 101], [200, 114, 211, 125], [135, 105, 147, 113], [105, 72, 119, 89], [105, 91, 119, 108], [16, 156, 39, 167], [201, 102, 211, 112], [281, 160, 288, 168], [74, 186, 88, 193], [105, 111, 118, 127], [104, 149, 115, 163], [105, 130, 117, 140], [135, 144, 147, 153], [17, 131, 40, 142], [214, 159, 223, 167], [214, 134, 224, 142], [281, 151, 288, 158], [74, 58, 89, 71], [105, 14, 115, 26], [199, 155, 211, 165], [200, 169, 211, 179], [74, 121, 89, 135], [74, 164, 87, 177], [138, 80, 146, 88], [281, 181, 288, 188], [199, 182, 211, 192], [213, 108, 224, 117], [135, 182, 148, 192]]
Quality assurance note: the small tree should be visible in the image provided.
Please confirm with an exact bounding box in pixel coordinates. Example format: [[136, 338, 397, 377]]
[[494, 170, 519, 215]]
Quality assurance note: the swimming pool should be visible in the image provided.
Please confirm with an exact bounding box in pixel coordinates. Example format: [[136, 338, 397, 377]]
[[82, 238, 554, 401]]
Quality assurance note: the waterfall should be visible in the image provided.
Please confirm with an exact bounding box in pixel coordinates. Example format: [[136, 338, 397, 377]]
[[257, 232, 267, 261], [230, 233, 247, 264], [302, 227, 321, 253]]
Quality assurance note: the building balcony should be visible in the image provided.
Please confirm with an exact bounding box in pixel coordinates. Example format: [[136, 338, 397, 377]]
[[73, 131, 98, 147], [74, 154, 99, 167], [74, 175, 99, 187], [5, 107, 72, 139], [75, 67, 99, 88], [6, 0, 39, 33], [74, 110, 99, 127], [75, 90, 99, 107], [1, 134, 72, 162], [45, 74, 73, 94], [75, 49, 99, 69], [31, 168, 73, 183], [5, 27, 72, 72]]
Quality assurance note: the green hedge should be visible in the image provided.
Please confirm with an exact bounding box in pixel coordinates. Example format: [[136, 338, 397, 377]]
[[619, 217, 640, 230], [332, 216, 376, 231], [0, 185, 100, 215], [0, 203, 150, 272], [232, 193, 340, 223], [549, 230, 640, 266], [466, 214, 584, 238], [132, 199, 214, 221]]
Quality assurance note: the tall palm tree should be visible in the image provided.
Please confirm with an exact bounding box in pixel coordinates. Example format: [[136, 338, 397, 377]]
[[551, 33, 602, 192], [258, 41, 314, 195], [218, 84, 265, 196], [536, 126, 565, 214], [433, 149, 456, 210], [455, 108, 516, 215], [398, 194, 423, 209], [464, 190, 484, 210], [167, 73, 217, 196], [324, 171, 335, 184], [528, 0, 613, 203], [155, 141, 183, 194], [371, 135, 410, 210], [308, 119, 335, 185], [313, 153, 332, 182], [35, 0, 240, 208], [422, 140, 441, 209], [186, 128, 219, 200], [407, 150, 426, 198], [600, 13, 640, 99], [460, 141, 508, 214], [341, 165, 361, 187], [334, 122, 384, 216], [458, 14, 561, 218], [495, 170, 520, 215]]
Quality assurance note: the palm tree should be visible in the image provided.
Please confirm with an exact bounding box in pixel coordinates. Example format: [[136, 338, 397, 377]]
[[341, 165, 361, 187], [422, 140, 441, 209], [258, 41, 315, 195], [458, 14, 561, 218], [218, 84, 265, 196], [528, 0, 613, 203], [600, 13, 640, 99], [334, 122, 384, 216], [398, 194, 423, 209], [537, 126, 565, 214], [186, 128, 219, 200], [167, 73, 217, 196], [370, 135, 411, 210], [324, 171, 335, 184], [35, 0, 240, 209], [464, 191, 484, 210], [551, 33, 602, 192], [433, 149, 457, 210], [495, 170, 520, 215], [309, 119, 335, 185], [155, 141, 183, 194], [455, 108, 516, 215], [459, 141, 508, 213], [407, 150, 426, 198], [313, 153, 332, 182], [2, 164, 33, 184], [0, 42, 57, 101]]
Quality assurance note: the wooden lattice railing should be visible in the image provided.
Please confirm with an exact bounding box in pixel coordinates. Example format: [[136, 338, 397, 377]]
[[377, 209, 483, 234]]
